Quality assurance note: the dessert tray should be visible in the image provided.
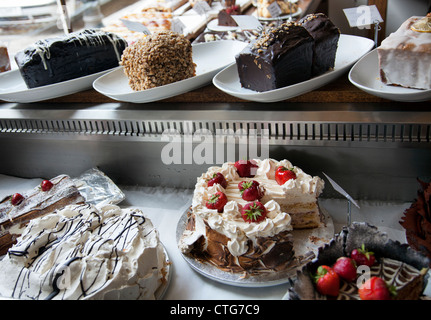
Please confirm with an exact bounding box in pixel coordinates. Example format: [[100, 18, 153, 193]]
[[207, 19, 240, 32], [212, 34, 374, 103], [176, 202, 334, 287], [348, 49, 431, 102], [93, 40, 247, 103], [0, 68, 114, 103]]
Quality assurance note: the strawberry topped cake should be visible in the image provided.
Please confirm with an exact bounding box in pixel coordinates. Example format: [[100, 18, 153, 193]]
[[178, 158, 325, 273]]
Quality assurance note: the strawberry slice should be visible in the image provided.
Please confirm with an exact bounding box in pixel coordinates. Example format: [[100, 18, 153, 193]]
[[275, 166, 296, 185], [10, 193, 24, 206], [240, 201, 267, 223], [314, 265, 340, 297], [205, 191, 228, 213], [238, 180, 264, 201], [358, 276, 394, 300], [234, 160, 258, 178]]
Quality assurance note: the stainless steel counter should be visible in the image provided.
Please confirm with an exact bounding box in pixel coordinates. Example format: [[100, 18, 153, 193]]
[[1, 101, 430, 202]]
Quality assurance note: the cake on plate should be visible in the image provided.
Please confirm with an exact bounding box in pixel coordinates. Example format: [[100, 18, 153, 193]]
[[120, 30, 196, 91], [236, 22, 314, 92], [378, 14, 431, 90], [0, 203, 168, 300], [178, 158, 325, 273], [288, 222, 430, 300], [14, 29, 128, 88], [0, 174, 85, 255], [235, 14, 339, 92]]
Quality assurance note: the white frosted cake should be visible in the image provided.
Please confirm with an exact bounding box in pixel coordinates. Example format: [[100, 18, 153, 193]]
[[179, 158, 324, 273], [378, 14, 431, 90], [0, 204, 168, 300]]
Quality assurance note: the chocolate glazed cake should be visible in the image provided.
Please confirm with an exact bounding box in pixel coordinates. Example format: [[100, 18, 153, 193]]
[[235, 22, 314, 92], [299, 13, 340, 76], [14, 29, 128, 88]]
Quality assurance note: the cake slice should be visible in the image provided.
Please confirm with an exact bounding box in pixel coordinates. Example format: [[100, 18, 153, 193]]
[[299, 13, 340, 76], [0, 174, 85, 255], [378, 15, 431, 90], [14, 29, 128, 88], [235, 22, 314, 92], [120, 30, 196, 91]]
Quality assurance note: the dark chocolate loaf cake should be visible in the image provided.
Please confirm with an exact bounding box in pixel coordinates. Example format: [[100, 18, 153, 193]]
[[235, 22, 314, 92], [15, 29, 128, 88], [299, 13, 340, 76]]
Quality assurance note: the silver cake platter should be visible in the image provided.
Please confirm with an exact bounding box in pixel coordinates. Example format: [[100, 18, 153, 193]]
[[176, 201, 334, 287]]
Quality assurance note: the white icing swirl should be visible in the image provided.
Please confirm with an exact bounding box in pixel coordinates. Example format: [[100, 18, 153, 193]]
[[182, 158, 324, 257]]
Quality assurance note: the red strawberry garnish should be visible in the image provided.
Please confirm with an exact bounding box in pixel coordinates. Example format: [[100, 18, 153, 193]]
[[314, 265, 340, 297], [275, 166, 297, 185], [207, 172, 227, 189], [234, 160, 258, 178], [240, 201, 267, 223], [10, 193, 24, 206], [205, 191, 228, 213], [238, 180, 264, 201], [40, 179, 54, 191], [358, 276, 394, 300], [333, 257, 357, 282], [350, 244, 376, 267]]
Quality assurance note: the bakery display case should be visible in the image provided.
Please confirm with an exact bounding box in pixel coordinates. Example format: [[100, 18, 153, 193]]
[[0, 0, 430, 301]]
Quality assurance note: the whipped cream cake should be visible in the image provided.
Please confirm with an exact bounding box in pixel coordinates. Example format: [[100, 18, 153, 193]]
[[179, 158, 324, 273], [0, 175, 85, 255], [378, 14, 431, 90], [0, 204, 168, 300]]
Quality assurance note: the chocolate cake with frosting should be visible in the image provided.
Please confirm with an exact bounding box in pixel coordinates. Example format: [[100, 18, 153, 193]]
[[0, 175, 85, 255], [299, 13, 340, 76], [235, 22, 314, 92], [14, 29, 128, 88], [400, 179, 431, 265]]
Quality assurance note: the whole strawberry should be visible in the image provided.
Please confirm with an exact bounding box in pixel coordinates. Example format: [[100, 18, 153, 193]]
[[351, 244, 376, 267], [238, 180, 264, 201], [358, 276, 393, 300], [240, 201, 267, 223], [207, 173, 227, 189], [40, 179, 54, 192], [205, 192, 228, 213], [314, 265, 340, 297], [234, 160, 258, 178], [333, 257, 357, 282], [10, 193, 24, 206], [275, 166, 297, 185]]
